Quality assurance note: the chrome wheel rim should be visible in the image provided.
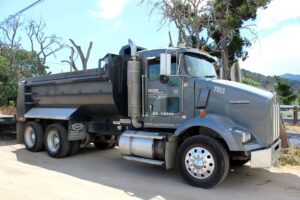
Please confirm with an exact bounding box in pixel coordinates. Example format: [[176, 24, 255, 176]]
[[47, 130, 60, 152], [24, 126, 36, 148], [185, 147, 215, 179]]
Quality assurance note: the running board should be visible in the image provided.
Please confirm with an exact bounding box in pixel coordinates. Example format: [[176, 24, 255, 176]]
[[123, 156, 165, 166]]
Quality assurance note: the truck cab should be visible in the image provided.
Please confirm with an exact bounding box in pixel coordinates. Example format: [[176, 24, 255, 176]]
[[120, 41, 281, 188], [140, 48, 218, 128]]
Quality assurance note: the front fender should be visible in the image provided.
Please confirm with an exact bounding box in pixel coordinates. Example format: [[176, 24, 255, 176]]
[[170, 114, 252, 151]]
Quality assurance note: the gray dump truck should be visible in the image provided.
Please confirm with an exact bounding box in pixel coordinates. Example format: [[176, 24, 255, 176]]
[[16, 40, 281, 188]]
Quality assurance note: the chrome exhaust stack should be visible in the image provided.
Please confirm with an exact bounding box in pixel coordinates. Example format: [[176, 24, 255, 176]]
[[127, 39, 142, 128]]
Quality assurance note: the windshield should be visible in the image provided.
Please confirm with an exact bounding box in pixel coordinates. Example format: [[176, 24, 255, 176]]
[[184, 53, 217, 78]]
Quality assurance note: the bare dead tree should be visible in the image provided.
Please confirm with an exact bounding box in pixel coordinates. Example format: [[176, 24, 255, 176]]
[[61, 46, 78, 71], [26, 18, 65, 75], [68, 39, 93, 70], [143, 0, 213, 48], [0, 16, 22, 49], [0, 16, 23, 77], [168, 31, 174, 47]]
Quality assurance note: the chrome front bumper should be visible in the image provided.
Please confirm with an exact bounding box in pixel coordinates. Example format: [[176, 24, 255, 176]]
[[250, 139, 281, 168]]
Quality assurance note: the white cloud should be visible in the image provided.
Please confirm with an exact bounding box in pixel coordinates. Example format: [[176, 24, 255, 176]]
[[241, 0, 300, 75], [257, 0, 300, 30], [241, 24, 300, 75], [89, 0, 128, 19]]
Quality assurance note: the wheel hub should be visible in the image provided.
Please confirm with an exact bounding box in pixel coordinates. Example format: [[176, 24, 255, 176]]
[[24, 126, 36, 148], [185, 147, 215, 179], [193, 158, 205, 168], [47, 130, 60, 152]]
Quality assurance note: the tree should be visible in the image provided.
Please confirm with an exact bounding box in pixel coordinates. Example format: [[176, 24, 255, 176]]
[[0, 56, 10, 80], [26, 18, 65, 75], [0, 46, 40, 77], [0, 16, 22, 50], [0, 17, 65, 105], [0, 48, 41, 106], [274, 76, 296, 105], [241, 76, 261, 88], [297, 88, 300, 105], [143, 0, 272, 79], [0, 16, 23, 77], [62, 39, 93, 71], [0, 55, 17, 106], [1, 17, 65, 76]]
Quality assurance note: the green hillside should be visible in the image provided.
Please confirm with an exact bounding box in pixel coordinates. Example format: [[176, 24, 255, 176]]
[[241, 69, 300, 93]]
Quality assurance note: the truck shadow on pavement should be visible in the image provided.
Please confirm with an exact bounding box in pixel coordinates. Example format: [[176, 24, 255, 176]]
[[0, 134, 16, 144], [13, 144, 300, 200]]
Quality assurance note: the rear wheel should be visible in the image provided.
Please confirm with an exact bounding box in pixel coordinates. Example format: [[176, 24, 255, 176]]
[[177, 135, 229, 188], [94, 135, 116, 149], [44, 124, 70, 158], [23, 121, 44, 152]]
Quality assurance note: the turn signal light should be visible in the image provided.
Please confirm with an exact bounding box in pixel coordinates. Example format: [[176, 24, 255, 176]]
[[199, 109, 206, 117]]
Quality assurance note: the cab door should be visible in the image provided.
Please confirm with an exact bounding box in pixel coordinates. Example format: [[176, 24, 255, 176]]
[[144, 55, 183, 127]]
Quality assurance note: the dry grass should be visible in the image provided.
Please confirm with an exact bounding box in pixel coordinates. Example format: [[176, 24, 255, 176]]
[[0, 106, 16, 115], [277, 147, 300, 166], [278, 123, 300, 166], [285, 123, 300, 133]]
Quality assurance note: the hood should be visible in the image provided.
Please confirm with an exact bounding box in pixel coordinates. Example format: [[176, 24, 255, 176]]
[[209, 79, 273, 100], [194, 78, 276, 146]]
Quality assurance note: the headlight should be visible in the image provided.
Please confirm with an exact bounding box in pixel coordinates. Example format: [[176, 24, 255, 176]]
[[230, 128, 252, 143], [236, 129, 251, 143]]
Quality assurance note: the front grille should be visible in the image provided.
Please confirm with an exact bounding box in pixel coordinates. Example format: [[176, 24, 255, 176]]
[[272, 103, 280, 141]]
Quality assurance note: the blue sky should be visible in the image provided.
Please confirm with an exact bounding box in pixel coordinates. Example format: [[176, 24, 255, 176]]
[[0, 0, 300, 75]]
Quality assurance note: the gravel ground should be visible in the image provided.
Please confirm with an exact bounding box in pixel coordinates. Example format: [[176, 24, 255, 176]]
[[0, 138, 300, 200]]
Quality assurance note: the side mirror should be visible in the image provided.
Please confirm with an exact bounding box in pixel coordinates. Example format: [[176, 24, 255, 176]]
[[160, 53, 171, 75], [230, 62, 241, 82]]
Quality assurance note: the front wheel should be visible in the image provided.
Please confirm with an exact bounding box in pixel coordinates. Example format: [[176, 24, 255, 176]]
[[177, 135, 229, 188]]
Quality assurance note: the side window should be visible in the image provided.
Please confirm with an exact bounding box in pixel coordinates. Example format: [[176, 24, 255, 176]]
[[166, 97, 179, 113], [148, 57, 177, 81], [148, 59, 160, 81]]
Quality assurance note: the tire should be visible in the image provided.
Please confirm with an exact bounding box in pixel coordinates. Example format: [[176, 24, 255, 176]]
[[94, 136, 116, 150], [23, 121, 44, 152], [69, 141, 80, 156], [44, 124, 70, 158], [230, 159, 250, 166], [177, 135, 229, 188]]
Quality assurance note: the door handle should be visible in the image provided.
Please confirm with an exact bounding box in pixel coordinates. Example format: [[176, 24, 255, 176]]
[[149, 105, 153, 112]]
